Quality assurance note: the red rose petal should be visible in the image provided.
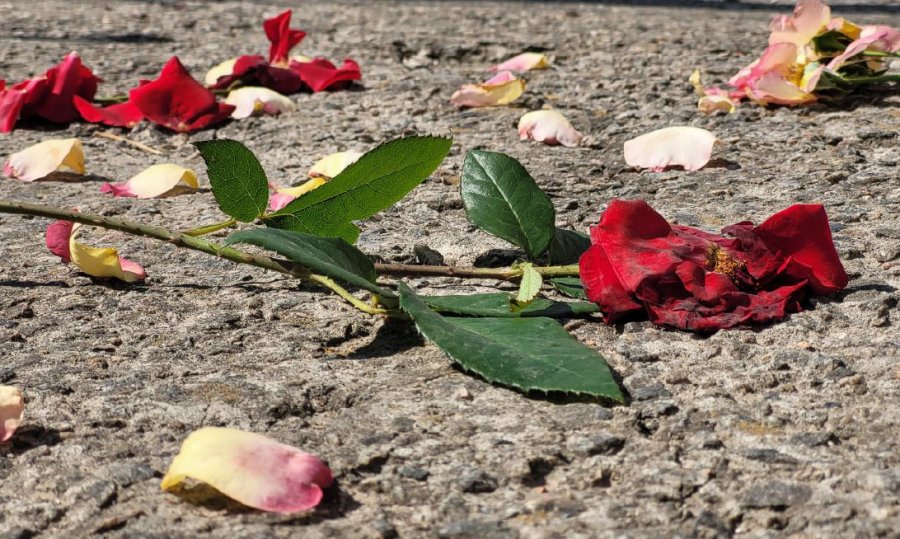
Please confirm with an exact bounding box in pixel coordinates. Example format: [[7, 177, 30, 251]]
[[290, 58, 361, 93], [263, 9, 306, 65], [34, 52, 101, 124], [211, 55, 303, 95], [73, 96, 144, 128]]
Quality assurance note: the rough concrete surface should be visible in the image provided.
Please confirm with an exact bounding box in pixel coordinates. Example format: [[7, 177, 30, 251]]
[[0, 0, 898, 537]]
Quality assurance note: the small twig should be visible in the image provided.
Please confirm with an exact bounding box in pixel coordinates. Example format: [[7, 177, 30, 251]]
[[94, 131, 164, 156]]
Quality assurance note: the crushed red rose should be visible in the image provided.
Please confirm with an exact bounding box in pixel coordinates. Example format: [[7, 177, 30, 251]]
[[0, 52, 100, 133], [578, 199, 848, 331]]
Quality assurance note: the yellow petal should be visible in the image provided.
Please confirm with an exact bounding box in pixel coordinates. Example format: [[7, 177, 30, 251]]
[[278, 177, 328, 198], [225, 87, 297, 119], [308, 151, 363, 179], [689, 69, 705, 96], [102, 164, 198, 198], [204, 58, 238, 86], [69, 223, 146, 282], [3, 138, 85, 182], [161, 427, 333, 514], [450, 73, 526, 108], [698, 95, 736, 114], [0, 385, 24, 442]]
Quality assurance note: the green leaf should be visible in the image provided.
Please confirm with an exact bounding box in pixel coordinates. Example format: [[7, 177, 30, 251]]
[[223, 228, 390, 297], [194, 139, 269, 222], [811, 30, 852, 55], [461, 150, 556, 259], [548, 228, 591, 265], [515, 263, 542, 305], [550, 276, 588, 300], [399, 283, 623, 400], [423, 293, 599, 318], [267, 136, 453, 243]]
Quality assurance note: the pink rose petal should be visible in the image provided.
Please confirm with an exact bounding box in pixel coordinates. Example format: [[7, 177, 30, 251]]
[[624, 126, 717, 172], [768, 0, 831, 46], [518, 110, 583, 147], [4, 139, 85, 182], [450, 71, 525, 108], [490, 52, 550, 73], [0, 386, 24, 442]]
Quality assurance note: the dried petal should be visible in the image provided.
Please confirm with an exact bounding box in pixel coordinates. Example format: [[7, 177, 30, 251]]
[[290, 58, 361, 92], [101, 164, 198, 198], [490, 52, 550, 73], [698, 95, 736, 114], [225, 87, 296, 119], [450, 71, 525, 108], [4, 138, 85, 182], [73, 97, 144, 128], [0, 386, 24, 442], [518, 110, 583, 147], [129, 57, 235, 133], [161, 427, 333, 514], [623, 127, 716, 172], [308, 151, 362, 179], [46, 221, 146, 282], [205, 58, 238, 86]]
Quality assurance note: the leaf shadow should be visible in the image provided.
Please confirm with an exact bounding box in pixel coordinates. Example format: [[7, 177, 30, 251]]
[[4, 425, 63, 455], [0, 279, 71, 289], [344, 318, 425, 360]]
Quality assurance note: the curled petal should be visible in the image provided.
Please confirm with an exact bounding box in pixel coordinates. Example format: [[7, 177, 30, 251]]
[[34, 52, 101, 124], [768, 0, 831, 46], [0, 386, 24, 442], [827, 26, 900, 71], [698, 95, 736, 114], [518, 110, 583, 147], [225, 87, 296, 119], [101, 164, 198, 199], [4, 138, 85, 182], [490, 52, 550, 73], [308, 151, 362, 179], [264, 10, 306, 65], [290, 58, 361, 92], [161, 427, 333, 514], [45, 220, 73, 262], [47, 221, 146, 282], [73, 96, 143, 128], [205, 58, 238, 87], [623, 126, 716, 172], [0, 82, 31, 133], [748, 72, 816, 105], [450, 72, 525, 108], [268, 178, 327, 211]]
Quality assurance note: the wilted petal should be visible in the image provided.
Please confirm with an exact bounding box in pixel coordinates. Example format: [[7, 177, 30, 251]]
[[490, 52, 550, 73], [101, 164, 198, 199], [268, 178, 328, 211], [0, 82, 31, 133], [47, 221, 146, 282], [225, 87, 296, 119], [0, 386, 24, 442], [450, 71, 525, 108], [768, 0, 831, 46], [698, 94, 736, 114], [518, 110, 583, 147], [4, 138, 85, 182], [161, 427, 333, 514], [624, 126, 716, 172], [205, 58, 238, 87], [73, 96, 143, 128], [827, 25, 900, 71], [308, 151, 362, 179]]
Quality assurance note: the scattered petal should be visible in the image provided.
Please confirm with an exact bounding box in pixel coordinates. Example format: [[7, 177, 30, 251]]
[[517, 110, 583, 147], [490, 52, 550, 73], [4, 138, 85, 182], [623, 126, 716, 172], [450, 71, 525, 108], [579, 199, 847, 331], [161, 427, 333, 514], [308, 151, 362, 179], [0, 386, 24, 442], [101, 164, 198, 198], [268, 178, 327, 211], [225, 87, 296, 119], [698, 94, 737, 114], [213, 55, 304, 95], [290, 58, 362, 92], [264, 10, 306, 66], [73, 96, 143, 128], [46, 221, 146, 282], [205, 58, 238, 86], [129, 57, 235, 133]]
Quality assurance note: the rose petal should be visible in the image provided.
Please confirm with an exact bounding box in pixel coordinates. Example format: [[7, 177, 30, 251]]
[[73, 96, 144, 128], [308, 151, 362, 179], [623, 127, 716, 172], [264, 10, 306, 66], [698, 95, 737, 114], [225, 87, 296, 119], [205, 58, 238, 86], [290, 58, 361, 92], [129, 57, 235, 133], [33, 52, 101, 124], [768, 0, 831, 46], [161, 427, 333, 514], [450, 72, 525, 108], [0, 385, 24, 443], [4, 138, 85, 182], [748, 72, 816, 105], [827, 25, 900, 71], [48, 221, 146, 282], [0, 82, 30, 133], [101, 164, 198, 199], [267, 178, 327, 211], [490, 52, 550, 73], [517, 110, 583, 147]]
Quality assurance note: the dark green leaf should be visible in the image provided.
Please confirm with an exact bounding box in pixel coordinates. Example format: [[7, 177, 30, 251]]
[[811, 30, 852, 55], [461, 150, 556, 259], [423, 292, 599, 318], [548, 228, 591, 265], [399, 283, 622, 400], [268, 136, 453, 243], [223, 228, 390, 297], [550, 277, 588, 300], [194, 139, 269, 222]]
